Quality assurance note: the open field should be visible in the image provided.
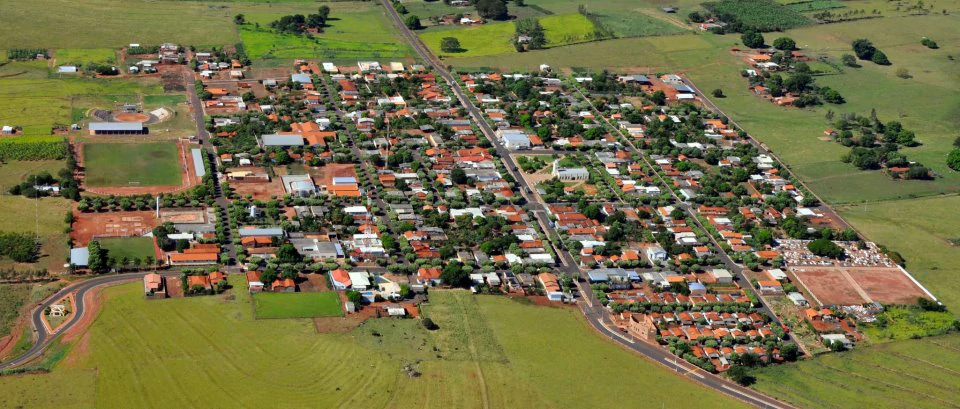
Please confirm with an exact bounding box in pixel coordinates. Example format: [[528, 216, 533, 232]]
[[54, 49, 117, 66], [0, 69, 161, 135], [0, 284, 31, 339], [82, 142, 181, 187], [97, 237, 157, 262], [863, 306, 958, 342], [0, 280, 745, 408], [71, 211, 159, 246], [752, 334, 960, 409], [838, 195, 960, 312], [0, 196, 70, 273], [0, 160, 65, 192], [421, 21, 518, 58], [253, 291, 342, 319], [791, 266, 931, 306], [240, 3, 412, 61]]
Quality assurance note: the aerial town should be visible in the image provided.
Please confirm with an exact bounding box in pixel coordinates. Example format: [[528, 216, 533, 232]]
[[0, 0, 957, 408]]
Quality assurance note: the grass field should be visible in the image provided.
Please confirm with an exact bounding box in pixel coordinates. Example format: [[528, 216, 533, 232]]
[[0, 196, 70, 273], [82, 142, 181, 187], [592, 9, 689, 38], [0, 284, 31, 339], [862, 306, 958, 342], [752, 334, 960, 408], [0, 68, 161, 135], [702, 0, 812, 31], [0, 160, 65, 192], [240, 3, 412, 61], [423, 13, 598, 58], [54, 49, 116, 66], [97, 237, 156, 262], [253, 291, 342, 318], [0, 280, 745, 408]]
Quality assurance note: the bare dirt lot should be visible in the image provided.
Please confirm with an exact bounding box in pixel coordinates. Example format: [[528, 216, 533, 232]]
[[309, 163, 358, 187], [231, 179, 284, 200], [160, 208, 207, 224], [791, 266, 930, 306], [71, 210, 160, 245]]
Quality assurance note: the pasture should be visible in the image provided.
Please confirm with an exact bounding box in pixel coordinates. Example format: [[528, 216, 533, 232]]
[[0, 284, 31, 339], [54, 49, 117, 66], [0, 281, 745, 408], [752, 334, 960, 409], [82, 142, 181, 187], [423, 13, 598, 58], [0, 160, 65, 192], [0, 196, 71, 273], [253, 291, 342, 318], [702, 0, 812, 31], [97, 237, 156, 262]]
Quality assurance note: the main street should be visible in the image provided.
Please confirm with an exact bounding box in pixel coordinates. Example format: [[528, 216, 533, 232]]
[[379, 1, 793, 407]]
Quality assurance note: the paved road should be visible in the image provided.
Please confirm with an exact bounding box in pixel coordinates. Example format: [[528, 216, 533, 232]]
[[0, 273, 148, 370], [182, 67, 236, 262], [379, 2, 793, 407]]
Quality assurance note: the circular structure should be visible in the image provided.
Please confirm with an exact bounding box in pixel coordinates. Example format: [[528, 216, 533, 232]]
[[113, 112, 151, 123]]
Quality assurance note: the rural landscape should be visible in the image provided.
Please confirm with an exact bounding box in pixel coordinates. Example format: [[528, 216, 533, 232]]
[[0, 0, 958, 408]]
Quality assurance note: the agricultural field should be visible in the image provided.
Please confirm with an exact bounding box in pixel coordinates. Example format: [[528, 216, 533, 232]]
[[0, 196, 71, 273], [0, 284, 31, 339], [253, 291, 342, 318], [0, 280, 745, 408], [423, 13, 598, 58], [702, 0, 812, 31], [591, 9, 690, 38], [862, 306, 958, 342], [752, 334, 960, 409], [53, 49, 117, 66], [96, 237, 156, 263], [82, 142, 181, 187], [239, 4, 412, 61]]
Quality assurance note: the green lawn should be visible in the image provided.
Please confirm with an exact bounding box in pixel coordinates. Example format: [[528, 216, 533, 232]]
[[82, 142, 181, 187], [142, 95, 186, 107], [0, 280, 745, 408], [97, 237, 156, 262], [0, 196, 71, 273], [54, 49, 116, 66], [253, 291, 342, 318], [752, 334, 960, 409]]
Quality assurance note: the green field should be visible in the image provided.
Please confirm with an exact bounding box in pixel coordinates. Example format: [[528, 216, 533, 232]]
[[253, 291, 342, 318], [862, 306, 958, 342], [239, 4, 411, 61], [702, 0, 812, 31], [82, 142, 181, 187], [0, 160, 65, 192], [423, 13, 599, 58], [97, 237, 156, 262], [142, 95, 186, 106], [592, 9, 689, 38], [0, 196, 71, 273], [0, 284, 31, 339], [0, 69, 161, 135], [752, 334, 960, 408], [54, 49, 116, 66], [0, 280, 745, 408]]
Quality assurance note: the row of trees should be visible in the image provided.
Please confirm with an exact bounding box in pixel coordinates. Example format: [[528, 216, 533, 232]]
[[269, 6, 332, 35], [0, 232, 39, 263], [852, 38, 890, 65], [7, 48, 47, 60]]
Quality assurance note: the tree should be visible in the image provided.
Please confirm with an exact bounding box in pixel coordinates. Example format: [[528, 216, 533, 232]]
[[87, 240, 107, 273], [711, 88, 724, 98], [276, 243, 302, 263], [440, 37, 462, 53], [947, 149, 960, 171], [726, 365, 756, 386], [773, 37, 796, 51], [234, 14, 246, 25], [421, 317, 439, 330], [475, 0, 509, 21], [405, 15, 423, 30], [741, 30, 765, 49], [780, 343, 800, 361], [650, 90, 666, 105], [346, 290, 363, 305], [921, 37, 938, 49], [451, 167, 468, 184], [871, 49, 891, 65], [841, 54, 858, 67], [852, 38, 875, 59], [807, 238, 844, 259]]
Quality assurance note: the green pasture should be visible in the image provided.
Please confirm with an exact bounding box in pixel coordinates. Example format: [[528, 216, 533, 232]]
[[98, 237, 156, 262], [54, 49, 116, 66], [0, 196, 71, 273], [253, 291, 342, 318], [82, 142, 181, 187]]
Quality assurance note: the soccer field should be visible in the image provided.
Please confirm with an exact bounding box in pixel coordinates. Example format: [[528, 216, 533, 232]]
[[82, 142, 181, 187]]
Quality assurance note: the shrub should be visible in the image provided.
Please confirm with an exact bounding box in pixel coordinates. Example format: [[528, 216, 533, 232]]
[[421, 317, 439, 330], [946, 149, 960, 171], [921, 37, 938, 49], [712, 89, 725, 98], [871, 49, 891, 65], [841, 54, 858, 67]]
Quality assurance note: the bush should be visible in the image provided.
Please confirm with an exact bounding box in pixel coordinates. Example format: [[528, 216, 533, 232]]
[[421, 317, 439, 330], [921, 37, 938, 49], [711, 89, 725, 98], [841, 54, 858, 67], [852, 38, 875, 59], [871, 49, 891, 65], [947, 149, 960, 171]]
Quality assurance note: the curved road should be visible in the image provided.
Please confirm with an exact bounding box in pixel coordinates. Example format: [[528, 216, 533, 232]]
[[378, 1, 793, 407], [0, 273, 147, 370]]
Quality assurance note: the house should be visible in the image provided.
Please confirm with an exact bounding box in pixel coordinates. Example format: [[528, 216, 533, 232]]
[[498, 130, 531, 150], [272, 278, 296, 292], [168, 252, 219, 266], [417, 267, 442, 287], [58, 65, 78, 74], [587, 268, 638, 289], [646, 246, 668, 262], [70, 247, 89, 268], [187, 274, 212, 290], [537, 272, 565, 302], [143, 273, 165, 296], [330, 268, 352, 290], [758, 280, 783, 294], [280, 174, 316, 197], [290, 73, 312, 84], [246, 271, 264, 292], [627, 313, 658, 341], [259, 134, 304, 148], [711, 268, 733, 284], [821, 333, 853, 349], [88, 122, 146, 135], [348, 271, 372, 291], [787, 292, 808, 306]]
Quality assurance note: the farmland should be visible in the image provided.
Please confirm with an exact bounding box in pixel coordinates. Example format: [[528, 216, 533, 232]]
[[97, 237, 157, 263], [702, 0, 812, 31], [253, 291, 342, 318], [752, 334, 960, 409], [53, 49, 117, 66], [0, 282, 745, 408], [82, 142, 181, 187]]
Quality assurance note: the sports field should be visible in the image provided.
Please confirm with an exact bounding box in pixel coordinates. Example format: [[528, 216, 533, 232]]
[[253, 291, 342, 318], [0, 281, 745, 408], [82, 142, 181, 187], [752, 334, 960, 409], [97, 237, 156, 262]]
